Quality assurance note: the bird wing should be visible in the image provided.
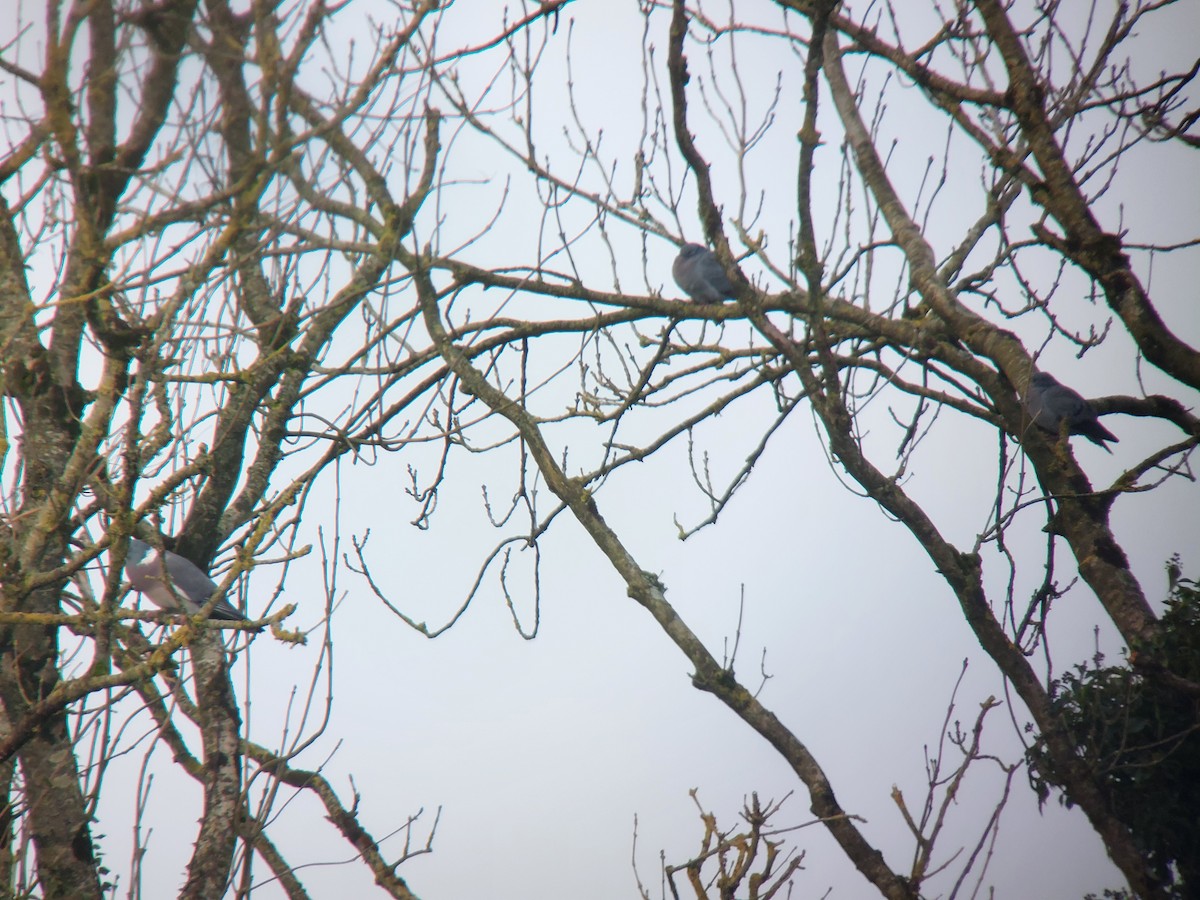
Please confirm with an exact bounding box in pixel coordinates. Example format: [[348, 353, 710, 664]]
[[163, 554, 244, 620], [697, 254, 735, 299], [1048, 384, 1089, 420]]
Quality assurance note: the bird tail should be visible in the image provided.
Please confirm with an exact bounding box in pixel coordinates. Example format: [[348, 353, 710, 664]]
[[1081, 421, 1118, 452]]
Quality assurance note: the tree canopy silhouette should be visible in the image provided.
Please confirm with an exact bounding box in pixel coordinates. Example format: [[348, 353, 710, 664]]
[[1, 0, 1197, 897]]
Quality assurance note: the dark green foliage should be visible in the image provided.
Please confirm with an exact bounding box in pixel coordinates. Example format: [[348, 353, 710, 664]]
[[1029, 558, 1200, 897]]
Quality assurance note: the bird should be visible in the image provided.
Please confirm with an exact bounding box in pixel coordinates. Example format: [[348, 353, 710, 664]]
[[124, 538, 244, 620], [1025, 371, 1119, 452], [672, 243, 737, 304]]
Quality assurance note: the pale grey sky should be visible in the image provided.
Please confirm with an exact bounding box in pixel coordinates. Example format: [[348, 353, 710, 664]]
[[6, 0, 1197, 897]]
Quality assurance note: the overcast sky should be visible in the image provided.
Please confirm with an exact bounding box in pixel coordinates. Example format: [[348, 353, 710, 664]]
[[6, 0, 1199, 897], [236, 4, 1196, 897]]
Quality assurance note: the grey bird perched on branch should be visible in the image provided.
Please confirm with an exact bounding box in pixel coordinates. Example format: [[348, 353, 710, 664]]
[[1025, 371, 1119, 452], [124, 538, 244, 620], [672, 243, 737, 304]]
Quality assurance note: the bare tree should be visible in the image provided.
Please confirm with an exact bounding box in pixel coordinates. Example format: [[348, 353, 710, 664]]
[[1, 0, 1196, 897]]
